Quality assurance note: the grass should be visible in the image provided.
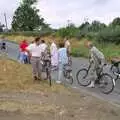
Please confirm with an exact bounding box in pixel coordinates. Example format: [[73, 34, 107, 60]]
[[0, 59, 69, 93], [0, 59, 120, 120]]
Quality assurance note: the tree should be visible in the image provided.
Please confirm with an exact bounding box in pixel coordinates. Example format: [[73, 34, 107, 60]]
[[0, 22, 4, 32], [89, 20, 106, 32], [11, 0, 45, 31], [110, 17, 120, 27]]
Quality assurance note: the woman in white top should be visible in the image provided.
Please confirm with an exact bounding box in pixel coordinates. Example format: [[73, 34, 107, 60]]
[[26, 37, 42, 81], [50, 40, 58, 69]]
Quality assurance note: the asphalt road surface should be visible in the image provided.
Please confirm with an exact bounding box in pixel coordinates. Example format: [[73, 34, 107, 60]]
[[2, 41, 120, 105]]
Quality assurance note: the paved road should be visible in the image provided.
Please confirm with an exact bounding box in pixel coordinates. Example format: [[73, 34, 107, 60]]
[[4, 41, 120, 105]]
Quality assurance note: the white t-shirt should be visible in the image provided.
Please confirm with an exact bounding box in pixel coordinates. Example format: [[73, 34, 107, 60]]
[[40, 43, 47, 53], [26, 43, 42, 57]]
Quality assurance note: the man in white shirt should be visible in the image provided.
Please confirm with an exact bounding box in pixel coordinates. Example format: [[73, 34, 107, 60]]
[[26, 37, 42, 81]]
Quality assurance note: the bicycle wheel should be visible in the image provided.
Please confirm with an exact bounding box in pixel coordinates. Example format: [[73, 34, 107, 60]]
[[99, 73, 114, 94], [64, 72, 73, 85], [76, 69, 91, 86], [46, 69, 52, 86]]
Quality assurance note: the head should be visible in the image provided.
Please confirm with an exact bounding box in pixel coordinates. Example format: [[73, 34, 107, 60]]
[[41, 40, 45, 44], [84, 41, 93, 49], [59, 42, 64, 48], [35, 37, 40, 45], [23, 40, 27, 43], [64, 37, 69, 42]]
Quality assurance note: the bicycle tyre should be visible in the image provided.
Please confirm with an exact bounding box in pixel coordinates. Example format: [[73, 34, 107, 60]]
[[64, 72, 73, 85], [46, 68, 52, 86], [76, 69, 91, 86], [99, 73, 114, 94]]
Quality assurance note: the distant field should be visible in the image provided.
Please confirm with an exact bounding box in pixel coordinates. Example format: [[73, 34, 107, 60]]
[[0, 34, 120, 59]]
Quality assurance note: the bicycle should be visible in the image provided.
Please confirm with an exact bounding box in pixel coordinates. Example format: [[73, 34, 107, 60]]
[[63, 56, 73, 85], [76, 61, 115, 94], [110, 59, 120, 84], [41, 53, 52, 86]]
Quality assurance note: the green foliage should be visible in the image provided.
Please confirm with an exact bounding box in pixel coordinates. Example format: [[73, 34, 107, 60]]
[[96, 26, 120, 44], [0, 22, 4, 32], [0, 31, 52, 37], [12, 0, 45, 31], [110, 17, 120, 27], [71, 47, 88, 57], [56, 24, 79, 38]]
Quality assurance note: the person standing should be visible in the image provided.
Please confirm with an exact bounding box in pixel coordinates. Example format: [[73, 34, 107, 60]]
[[19, 40, 28, 64], [26, 37, 42, 81], [57, 42, 68, 84], [50, 40, 58, 70], [0, 36, 8, 71], [40, 40, 48, 52], [64, 37, 71, 55]]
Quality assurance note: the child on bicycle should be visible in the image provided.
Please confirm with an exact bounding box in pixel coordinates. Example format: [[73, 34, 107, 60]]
[[57, 42, 68, 84], [85, 41, 105, 88]]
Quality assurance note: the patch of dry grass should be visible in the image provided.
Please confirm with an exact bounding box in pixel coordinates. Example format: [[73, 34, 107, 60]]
[[0, 59, 70, 93], [0, 100, 57, 114]]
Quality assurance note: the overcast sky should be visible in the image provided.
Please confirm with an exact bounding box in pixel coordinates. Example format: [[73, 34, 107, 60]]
[[0, 0, 120, 28]]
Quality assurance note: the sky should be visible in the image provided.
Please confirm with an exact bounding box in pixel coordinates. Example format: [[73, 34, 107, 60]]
[[0, 0, 120, 29]]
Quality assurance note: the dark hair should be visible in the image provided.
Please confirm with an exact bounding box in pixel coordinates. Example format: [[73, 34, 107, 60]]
[[35, 37, 40, 42], [59, 42, 64, 48], [41, 40, 45, 43]]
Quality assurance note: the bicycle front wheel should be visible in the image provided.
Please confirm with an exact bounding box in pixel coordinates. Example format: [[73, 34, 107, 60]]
[[76, 69, 91, 86], [99, 73, 114, 94]]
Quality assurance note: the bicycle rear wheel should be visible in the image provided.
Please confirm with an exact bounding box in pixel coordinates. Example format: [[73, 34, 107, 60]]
[[76, 69, 91, 86], [64, 72, 73, 85], [99, 73, 114, 94]]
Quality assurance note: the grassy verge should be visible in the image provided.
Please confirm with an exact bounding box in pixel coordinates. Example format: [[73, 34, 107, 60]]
[[0, 59, 69, 93], [0, 59, 120, 120]]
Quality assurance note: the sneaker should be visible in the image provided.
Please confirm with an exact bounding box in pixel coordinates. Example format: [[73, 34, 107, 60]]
[[87, 81, 95, 88], [38, 77, 42, 81], [56, 81, 62, 84], [33, 76, 38, 81]]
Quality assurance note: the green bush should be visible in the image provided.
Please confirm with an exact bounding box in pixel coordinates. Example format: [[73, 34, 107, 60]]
[[96, 26, 120, 44], [71, 47, 88, 58], [55, 25, 79, 38], [0, 30, 52, 37]]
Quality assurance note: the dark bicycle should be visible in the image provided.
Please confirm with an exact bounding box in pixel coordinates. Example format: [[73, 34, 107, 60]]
[[110, 59, 120, 84], [41, 52, 52, 86], [63, 56, 73, 85], [76, 61, 114, 94]]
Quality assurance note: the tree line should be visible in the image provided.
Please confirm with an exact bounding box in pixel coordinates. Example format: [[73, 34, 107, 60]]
[[0, 0, 120, 44]]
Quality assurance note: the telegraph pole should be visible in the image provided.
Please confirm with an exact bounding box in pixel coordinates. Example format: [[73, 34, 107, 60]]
[[4, 13, 8, 30]]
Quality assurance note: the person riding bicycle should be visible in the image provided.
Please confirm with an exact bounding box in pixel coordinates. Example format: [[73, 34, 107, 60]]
[[0, 37, 8, 57], [85, 41, 105, 88]]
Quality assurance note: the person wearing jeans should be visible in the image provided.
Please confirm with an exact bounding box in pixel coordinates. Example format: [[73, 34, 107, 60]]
[[26, 37, 42, 81], [57, 42, 68, 84]]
